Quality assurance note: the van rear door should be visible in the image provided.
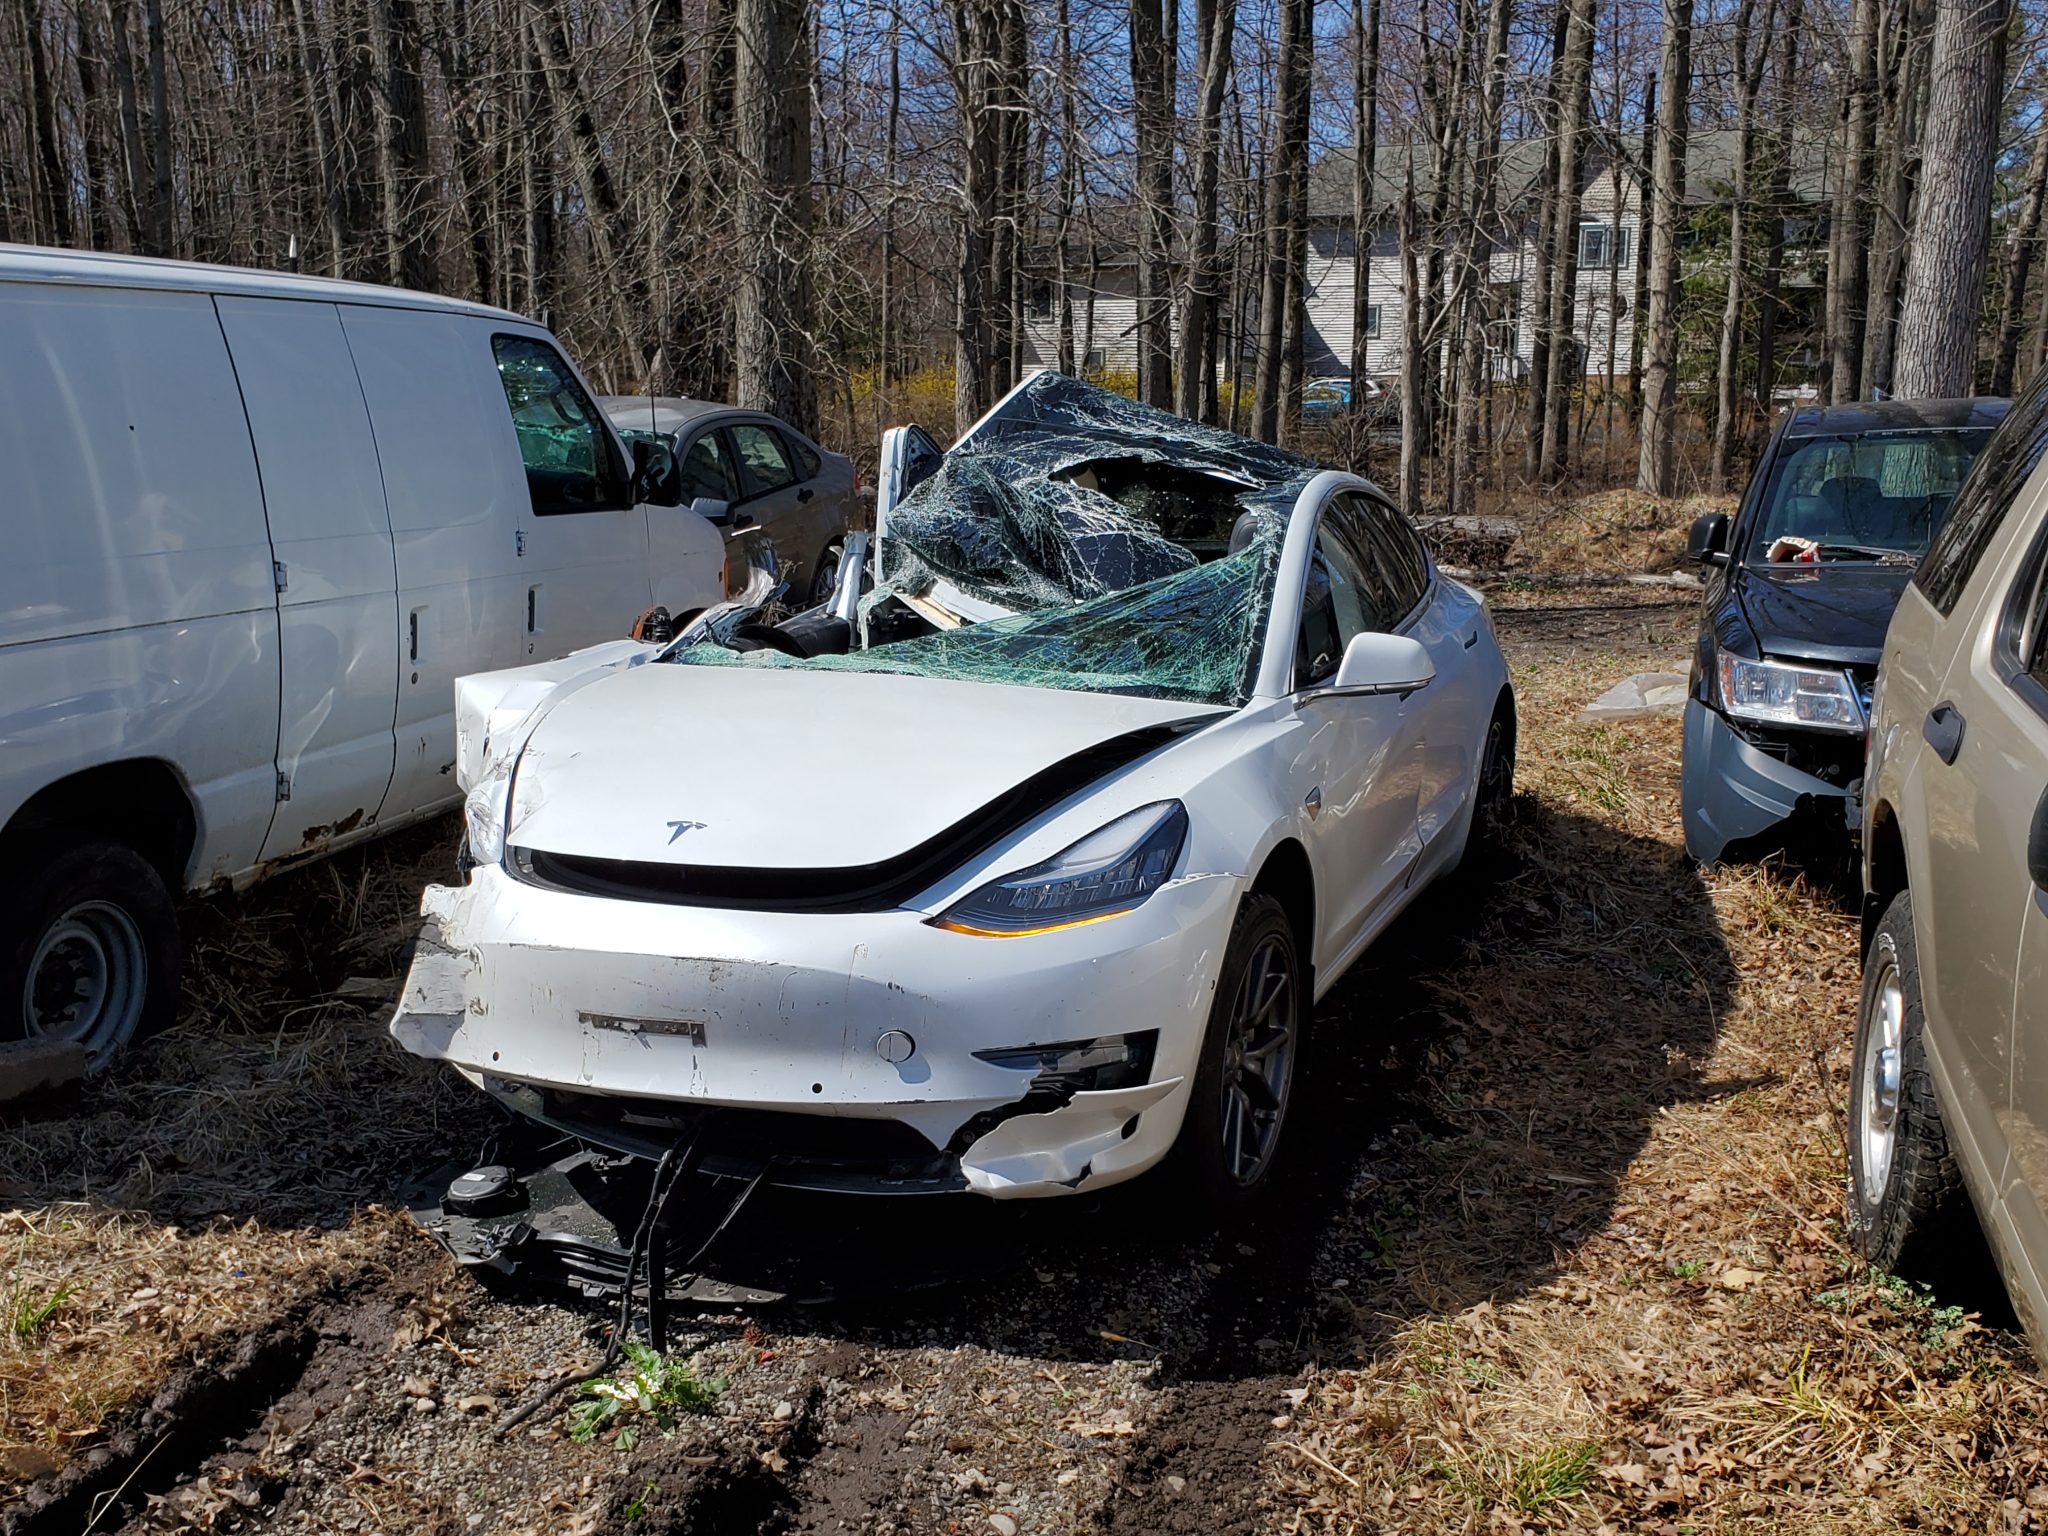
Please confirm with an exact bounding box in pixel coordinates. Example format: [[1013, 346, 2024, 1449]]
[[215, 296, 400, 862]]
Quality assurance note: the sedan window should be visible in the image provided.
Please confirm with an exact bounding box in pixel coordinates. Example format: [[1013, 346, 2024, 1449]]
[[678, 431, 739, 504], [1296, 526, 1382, 686], [732, 423, 796, 493]]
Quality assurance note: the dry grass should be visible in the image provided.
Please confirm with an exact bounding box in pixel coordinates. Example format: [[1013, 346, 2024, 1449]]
[[1268, 591, 2048, 1532], [0, 820, 484, 1491]]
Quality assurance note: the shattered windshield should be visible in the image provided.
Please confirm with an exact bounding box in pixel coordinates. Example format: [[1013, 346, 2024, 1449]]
[[664, 374, 1316, 707]]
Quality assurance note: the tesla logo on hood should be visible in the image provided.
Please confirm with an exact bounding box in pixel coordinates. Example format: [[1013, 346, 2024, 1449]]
[[666, 820, 708, 844]]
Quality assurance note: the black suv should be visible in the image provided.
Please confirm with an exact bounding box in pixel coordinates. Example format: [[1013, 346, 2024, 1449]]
[[1682, 397, 2008, 864]]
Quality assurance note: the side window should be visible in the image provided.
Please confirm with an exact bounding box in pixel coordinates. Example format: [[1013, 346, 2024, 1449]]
[[1332, 493, 1430, 621], [732, 422, 796, 494], [491, 334, 624, 515], [1919, 390, 2048, 614], [677, 430, 739, 505], [785, 432, 822, 480], [1295, 526, 1384, 687]]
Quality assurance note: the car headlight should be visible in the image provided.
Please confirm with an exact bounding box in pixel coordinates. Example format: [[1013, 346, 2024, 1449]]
[[1715, 651, 1865, 734], [463, 756, 516, 870], [934, 801, 1188, 937]]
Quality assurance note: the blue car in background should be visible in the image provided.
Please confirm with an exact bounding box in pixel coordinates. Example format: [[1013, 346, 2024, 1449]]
[[1301, 376, 1390, 420]]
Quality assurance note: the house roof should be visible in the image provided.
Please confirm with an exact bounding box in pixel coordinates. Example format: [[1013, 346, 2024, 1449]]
[[1304, 126, 1830, 222]]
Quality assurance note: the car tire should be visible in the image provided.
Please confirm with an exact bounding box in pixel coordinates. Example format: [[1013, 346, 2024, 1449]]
[[808, 540, 846, 608], [1452, 692, 1517, 874], [0, 839, 181, 1071], [1165, 892, 1301, 1220], [1848, 889, 1971, 1274]]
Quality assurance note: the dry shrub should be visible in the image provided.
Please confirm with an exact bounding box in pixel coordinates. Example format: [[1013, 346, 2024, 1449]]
[[1489, 487, 1735, 577]]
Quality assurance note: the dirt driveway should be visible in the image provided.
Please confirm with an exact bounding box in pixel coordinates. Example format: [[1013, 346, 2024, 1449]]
[[5, 589, 2045, 1535]]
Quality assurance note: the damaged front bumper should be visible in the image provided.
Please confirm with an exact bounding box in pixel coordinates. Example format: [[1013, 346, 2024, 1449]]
[[1680, 697, 1855, 864], [391, 864, 1240, 1198]]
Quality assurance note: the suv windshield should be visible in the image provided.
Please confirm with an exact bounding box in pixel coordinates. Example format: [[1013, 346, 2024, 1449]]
[[1746, 429, 1996, 564]]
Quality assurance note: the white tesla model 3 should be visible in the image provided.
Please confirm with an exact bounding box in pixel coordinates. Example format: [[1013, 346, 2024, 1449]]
[[390, 375, 1514, 1213]]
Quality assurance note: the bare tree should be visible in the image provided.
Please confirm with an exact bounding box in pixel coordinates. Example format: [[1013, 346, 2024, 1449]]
[[1638, 0, 1692, 494], [733, 0, 816, 430], [1893, 0, 2011, 398], [1710, 0, 1777, 489], [1993, 95, 2048, 396]]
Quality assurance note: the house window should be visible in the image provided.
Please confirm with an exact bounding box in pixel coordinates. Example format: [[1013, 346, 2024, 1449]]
[[1578, 222, 1631, 270], [1364, 304, 1383, 340], [1028, 282, 1054, 320]]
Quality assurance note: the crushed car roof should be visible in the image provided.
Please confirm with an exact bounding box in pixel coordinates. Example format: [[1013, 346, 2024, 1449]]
[[668, 373, 1323, 707]]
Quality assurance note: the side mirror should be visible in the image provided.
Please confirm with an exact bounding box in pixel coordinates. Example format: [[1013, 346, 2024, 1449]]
[[1327, 633, 1435, 696], [688, 495, 733, 525], [631, 439, 682, 507], [1687, 512, 1731, 565]]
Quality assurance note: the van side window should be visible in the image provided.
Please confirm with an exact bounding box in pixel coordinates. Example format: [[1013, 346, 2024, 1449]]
[[491, 335, 626, 515], [1919, 393, 2048, 615], [732, 423, 796, 494]]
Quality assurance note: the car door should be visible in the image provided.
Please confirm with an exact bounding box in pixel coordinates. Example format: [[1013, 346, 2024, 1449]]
[[662, 422, 748, 596], [1895, 399, 2048, 1175], [215, 296, 400, 861], [484, 328, 654, 658], [727, 419, 806, 573], [876, 423, 945, 545], [1288, 508, 1427, 968], [1979, 524, 2048, 1315], [1332, 491, 1482, 850]]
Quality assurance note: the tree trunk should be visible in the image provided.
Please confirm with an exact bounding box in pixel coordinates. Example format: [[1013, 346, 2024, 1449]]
[[365, 0, 433, 289], [105, 0, 151, 251], [1710, 0, 1772, 490], [1454, 0, 1513, 505], [520, 27, 553, 321], [1177, 0, 1235, 418], [1398, 173, 1425, 518], [1893, 0, 2010, 398], [1253, 0, 1309, 442], [1753, 0, 1797, 434], [142, 0, 172, 253], [1637, 0, 1691, 495], [22, 0, 75, 246], [1130, 0, 1174, 408], [1825, 0, 1877, 401], [1628, 70, 1655, 420], [1348, 0, 1381, 390], [733, 0, 816, 431], [1539, 0, 1596, 482], [951, 0, 996, 431], [1993, 101, 2048, 396], [1522, 2, 1571, 477], [286, 0, 346, 274]]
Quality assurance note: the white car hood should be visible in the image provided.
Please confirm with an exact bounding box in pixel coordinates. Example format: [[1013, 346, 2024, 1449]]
[[505, 662, 1218, 869]]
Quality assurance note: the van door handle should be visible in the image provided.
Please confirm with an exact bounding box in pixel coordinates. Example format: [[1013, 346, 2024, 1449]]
[[1462, 629, 1479, 649], [1922, 701, 1965, 766]]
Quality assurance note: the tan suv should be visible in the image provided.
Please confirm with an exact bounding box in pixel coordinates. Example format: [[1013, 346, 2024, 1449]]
[[1855, 389, 2048, 1363]]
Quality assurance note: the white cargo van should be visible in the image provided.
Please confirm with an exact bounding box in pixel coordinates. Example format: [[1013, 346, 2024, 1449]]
[[0, 246, 727, 1067]]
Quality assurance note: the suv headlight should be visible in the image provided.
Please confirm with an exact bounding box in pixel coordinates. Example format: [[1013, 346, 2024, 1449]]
[[935, 801, 1188, 937], [1716, 652, 1865, 734], [463, 756, 516, 870]]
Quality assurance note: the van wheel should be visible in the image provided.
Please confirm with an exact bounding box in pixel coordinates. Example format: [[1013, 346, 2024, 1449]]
[[1165, 893, 1300, 1221], [1849, 890, 1969, 1273], [1, 840, 181, 1071]]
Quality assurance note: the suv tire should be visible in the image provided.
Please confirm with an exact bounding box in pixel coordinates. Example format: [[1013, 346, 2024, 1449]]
[[1848, 889, 1970, 1273]]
